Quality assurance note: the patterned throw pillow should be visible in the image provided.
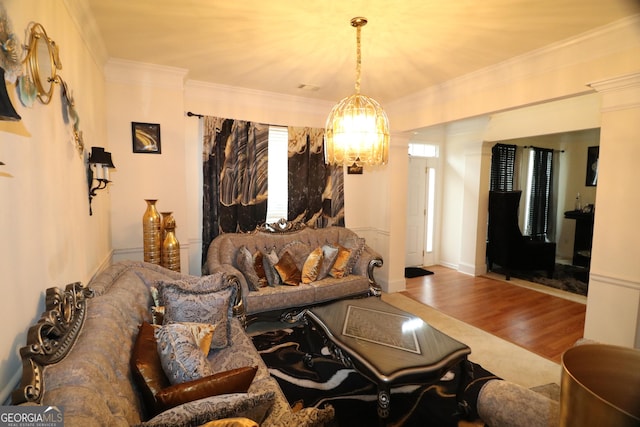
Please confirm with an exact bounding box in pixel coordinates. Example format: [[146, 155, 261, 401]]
[[262, 249, 281, 287], [236, 246, 263, 291], [253, 251, 268, 288], [274, 251, 302, 286], [301, 247, 324, 284], [277, 241, 311, 268], [155, 323, 214, 385], [159, 273, 236, 349], [330, 245, 352, 279], [343, 236, 367, 274], [151, 305, 165, 325], [317, 244, 339, 280], [173, 322, 215, 354]]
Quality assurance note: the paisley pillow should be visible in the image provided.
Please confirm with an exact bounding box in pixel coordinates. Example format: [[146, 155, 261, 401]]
[[159, 273, 236, 349], [262, 249, 281, 287], [155, 323, 214, 385]]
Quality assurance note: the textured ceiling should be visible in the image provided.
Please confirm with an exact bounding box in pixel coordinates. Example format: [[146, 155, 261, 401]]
[[85, 0, 639, 104]]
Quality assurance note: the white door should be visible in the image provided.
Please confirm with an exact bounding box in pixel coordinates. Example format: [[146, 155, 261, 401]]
[[405, 157, 427, 267], [406, 156, 437, 267]]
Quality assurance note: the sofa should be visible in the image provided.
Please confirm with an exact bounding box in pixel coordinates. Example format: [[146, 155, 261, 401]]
[[12, 261, 334, 427], [203, 221, 383, 321]]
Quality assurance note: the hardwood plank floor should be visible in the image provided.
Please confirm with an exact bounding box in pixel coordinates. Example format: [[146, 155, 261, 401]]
[[402, 265, 586, 363]]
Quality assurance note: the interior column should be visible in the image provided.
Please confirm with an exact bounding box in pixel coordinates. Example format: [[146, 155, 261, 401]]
[[584, 72, 640, 348]]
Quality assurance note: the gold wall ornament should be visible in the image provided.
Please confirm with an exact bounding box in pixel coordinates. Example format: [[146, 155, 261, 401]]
[[24, 22, 62, 105], [142, 199, 161, 264]]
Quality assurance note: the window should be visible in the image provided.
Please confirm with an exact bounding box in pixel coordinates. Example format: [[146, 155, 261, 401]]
[[265, 126, 288, 222], [408, 143, 438, 255], [409, 143, 438, 158]]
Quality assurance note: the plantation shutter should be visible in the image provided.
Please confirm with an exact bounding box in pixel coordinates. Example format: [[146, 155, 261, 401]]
[[490, 143, 516, 191]]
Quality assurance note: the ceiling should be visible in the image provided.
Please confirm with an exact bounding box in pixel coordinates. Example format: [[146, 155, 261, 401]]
[[85, 0, 639, 105]]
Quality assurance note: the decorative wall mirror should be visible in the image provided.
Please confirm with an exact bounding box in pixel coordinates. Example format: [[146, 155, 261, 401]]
[[24, 23, 61, 105]]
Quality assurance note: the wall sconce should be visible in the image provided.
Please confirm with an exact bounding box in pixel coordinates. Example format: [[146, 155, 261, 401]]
[[87, 146, 115, 216]]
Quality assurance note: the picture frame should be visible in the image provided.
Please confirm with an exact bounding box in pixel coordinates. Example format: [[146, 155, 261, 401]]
[[585, 146, 599, 186], [132, 122, 161, 154]]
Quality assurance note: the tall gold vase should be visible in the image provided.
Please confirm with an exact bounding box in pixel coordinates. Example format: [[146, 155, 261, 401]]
[[161, 212, 180, 272], [142, 199, 161, 264], [160, 211, 173, 242]]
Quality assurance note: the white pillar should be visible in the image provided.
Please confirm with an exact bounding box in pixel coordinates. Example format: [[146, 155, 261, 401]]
[[584, 73, 640, 348]]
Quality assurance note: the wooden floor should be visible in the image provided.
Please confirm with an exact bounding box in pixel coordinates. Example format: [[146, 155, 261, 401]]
[[402, 265, 586, 364]]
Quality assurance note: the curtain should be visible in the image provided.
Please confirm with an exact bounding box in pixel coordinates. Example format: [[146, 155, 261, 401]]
[[490, 143, 517, 191], [202, 117, 269, 264], [525, 147, 554, 239], [202, 118, 345, 267], [287, 126, 345, 227]]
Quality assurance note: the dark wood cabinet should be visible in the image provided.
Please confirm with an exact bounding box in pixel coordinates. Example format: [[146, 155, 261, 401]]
[[564, 210, 594, 268]]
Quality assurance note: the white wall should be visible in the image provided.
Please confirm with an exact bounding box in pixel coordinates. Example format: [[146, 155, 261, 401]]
[[0, 0, 109, 402], [106, 60, 191, 273]]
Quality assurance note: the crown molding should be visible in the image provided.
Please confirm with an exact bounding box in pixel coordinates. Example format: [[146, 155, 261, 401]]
[[185, 79, 334, 110], [589, 72, 640, 112], [389, 15, 640, 116], [105, 59, 188, 88]]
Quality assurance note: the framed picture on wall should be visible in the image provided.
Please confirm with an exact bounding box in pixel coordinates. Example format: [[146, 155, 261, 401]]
[[586, 146, 599, 186], [132, 122, 161, 154]]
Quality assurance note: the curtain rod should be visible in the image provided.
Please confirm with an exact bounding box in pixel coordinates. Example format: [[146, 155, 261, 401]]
[[523, 145, 565, 153], [186, 111, 203, 118]]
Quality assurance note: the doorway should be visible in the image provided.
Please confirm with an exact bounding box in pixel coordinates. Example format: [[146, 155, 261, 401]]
[[405, 146, 438, 267]]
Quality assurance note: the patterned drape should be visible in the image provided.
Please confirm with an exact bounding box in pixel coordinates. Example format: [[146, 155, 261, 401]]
[[202, 119, 345, 268], [287, 126, 344, 228], [202, 117, 269, 264], [525, 146, 555, 239]]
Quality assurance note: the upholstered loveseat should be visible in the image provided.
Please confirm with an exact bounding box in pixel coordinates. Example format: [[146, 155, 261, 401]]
[[203, 222, 383, 321], [12, 261, 334, 427]]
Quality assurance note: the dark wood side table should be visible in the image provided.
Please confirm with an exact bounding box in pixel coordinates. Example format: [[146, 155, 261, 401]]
[[305, 297, 471, 423], [564, 210, 594, 268]]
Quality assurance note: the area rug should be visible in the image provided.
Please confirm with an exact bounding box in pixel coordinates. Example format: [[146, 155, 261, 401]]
[[405, 267, 434, 278], [491, 263, 588, 296], [251, 324, 499, 426]]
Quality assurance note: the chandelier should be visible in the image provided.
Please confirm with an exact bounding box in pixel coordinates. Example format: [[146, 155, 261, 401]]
[[324, 17, 389, 167]]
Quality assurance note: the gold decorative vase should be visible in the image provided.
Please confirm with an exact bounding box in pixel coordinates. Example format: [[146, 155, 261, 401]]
[[142, 199, 161, 264], [161, 214, 180, 272], [160, 211, 173, 242], [560, 344, 640, 426]]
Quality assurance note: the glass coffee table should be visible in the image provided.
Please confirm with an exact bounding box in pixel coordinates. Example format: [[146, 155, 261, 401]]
[[305, 296, 472, 421]]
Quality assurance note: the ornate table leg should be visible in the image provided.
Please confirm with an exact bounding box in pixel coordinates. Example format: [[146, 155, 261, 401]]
[[377, 385, 391, 420], [456, 357, 474, 419]]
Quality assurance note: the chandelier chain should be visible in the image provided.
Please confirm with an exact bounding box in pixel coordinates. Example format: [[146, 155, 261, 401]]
[[355, 25, 361, 94]]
